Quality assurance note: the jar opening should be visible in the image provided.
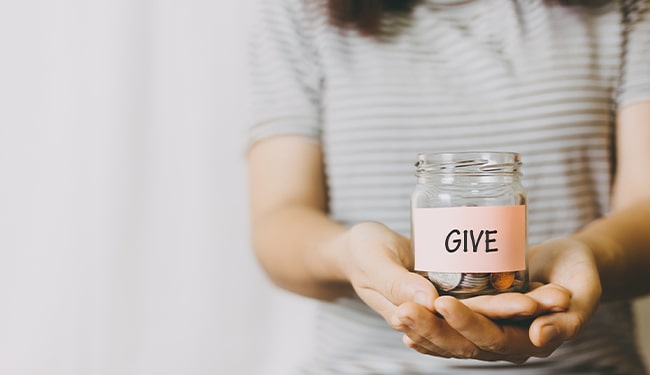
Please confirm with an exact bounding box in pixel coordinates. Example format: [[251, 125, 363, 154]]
[[415, 152, 522, 176]]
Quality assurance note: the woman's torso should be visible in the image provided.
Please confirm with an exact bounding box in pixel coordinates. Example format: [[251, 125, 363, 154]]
[[259, 0, 647, 373]]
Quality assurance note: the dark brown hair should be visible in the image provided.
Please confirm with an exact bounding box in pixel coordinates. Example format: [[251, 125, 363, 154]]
[[327, 0, 614, 36], [327, 0, 419, 36]]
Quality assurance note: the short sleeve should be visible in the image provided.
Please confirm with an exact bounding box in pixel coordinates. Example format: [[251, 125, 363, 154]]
[[618, 0, 650, 107], [246, 0, 323, 146]]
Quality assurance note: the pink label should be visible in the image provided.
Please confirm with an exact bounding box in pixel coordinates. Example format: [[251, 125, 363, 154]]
[[412, 206, 526, 273]]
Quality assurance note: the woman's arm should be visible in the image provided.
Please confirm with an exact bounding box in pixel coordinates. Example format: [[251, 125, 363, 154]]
[[248, 135, 442, 316], [565, 101, 650, 300], [248, 135, 351, 300], [529, 101, 650, 302]]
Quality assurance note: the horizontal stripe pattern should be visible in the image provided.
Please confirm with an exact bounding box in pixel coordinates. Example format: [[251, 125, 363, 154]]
[[248, 0, 650, 374]]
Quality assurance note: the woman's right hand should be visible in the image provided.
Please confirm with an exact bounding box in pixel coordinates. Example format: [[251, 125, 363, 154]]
[[338, 221, 440, 320]]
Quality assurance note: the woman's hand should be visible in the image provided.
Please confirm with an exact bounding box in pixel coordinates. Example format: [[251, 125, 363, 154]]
[[526, 237, 602, 347], [391, 237, 600, 363], [341, 222, 575, 362], [391, 284, 572, 363], [339, 221, 440, 320]]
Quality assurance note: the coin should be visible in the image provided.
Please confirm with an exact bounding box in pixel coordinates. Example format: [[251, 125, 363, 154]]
[[427, 272, 462, 291], [490, 272, 516, 290], [459, 273, 490, 292]]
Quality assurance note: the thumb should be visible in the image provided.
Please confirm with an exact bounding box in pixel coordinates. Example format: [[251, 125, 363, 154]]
[[376, 264, 438, 311], [345, 222, 438, 313], [351, 261, 437, 323], [529, 310, 586, 347]]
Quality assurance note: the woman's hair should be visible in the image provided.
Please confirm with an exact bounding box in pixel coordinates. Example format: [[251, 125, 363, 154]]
[[327, 0, 418, 36], [327, 0, 614, 36]]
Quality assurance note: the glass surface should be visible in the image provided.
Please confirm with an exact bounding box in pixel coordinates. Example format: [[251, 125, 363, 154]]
[[411, 152, 528, 298]]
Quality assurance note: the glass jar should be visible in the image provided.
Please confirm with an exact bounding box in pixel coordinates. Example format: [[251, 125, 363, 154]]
[[410, 152, 528, 298]]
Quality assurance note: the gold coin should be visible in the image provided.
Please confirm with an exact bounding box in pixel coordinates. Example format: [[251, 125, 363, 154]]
[[490, 272, 515, 291]]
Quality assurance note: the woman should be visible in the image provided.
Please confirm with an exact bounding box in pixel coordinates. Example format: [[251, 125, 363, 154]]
[[247, 0, 650, 373]]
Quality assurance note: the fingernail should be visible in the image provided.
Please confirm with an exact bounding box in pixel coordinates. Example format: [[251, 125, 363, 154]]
[[541, 325, 559, 344], [433, 296, 451, 315], [414, 292, 428, 306]]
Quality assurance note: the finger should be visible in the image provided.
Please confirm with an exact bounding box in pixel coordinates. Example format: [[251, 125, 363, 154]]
[[525, 283, 571, 313], [352, 268, 438, 315], [461, 293, 538, 320], [357, 273, 440, 324], [529, 309, 586, 347], [529, 278, 598, 347], [359, 287, 400, 323], [402, 334, 453, 358], [435, 296, 537, 355], [393, 302, 488, 359], [380, 268, 439, 310], [461, 283, 572, 321], [347, 223, 439, 310], [397, 302, 536, 362], [359, 253, 439, 311]]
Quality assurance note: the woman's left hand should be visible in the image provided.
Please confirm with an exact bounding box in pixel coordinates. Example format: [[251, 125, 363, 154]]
[[391, 237, 601, 363], [525, 237, 602, 347]]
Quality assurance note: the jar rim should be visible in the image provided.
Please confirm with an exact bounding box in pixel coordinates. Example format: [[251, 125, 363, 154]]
[[415, 151, 522, 175]]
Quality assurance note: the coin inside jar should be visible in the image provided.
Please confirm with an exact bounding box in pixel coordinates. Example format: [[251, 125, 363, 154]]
[[427, 272, 462, 291], [459, 273, 490, 292], [490, 272, 516, 290]]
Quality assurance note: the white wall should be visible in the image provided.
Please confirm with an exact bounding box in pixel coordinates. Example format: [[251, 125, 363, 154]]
[[0, 1, 283, 374], [0, 1, 647, 374]]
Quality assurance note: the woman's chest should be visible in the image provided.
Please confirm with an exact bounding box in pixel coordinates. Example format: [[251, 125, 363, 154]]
[[318, 1, 622, 140]]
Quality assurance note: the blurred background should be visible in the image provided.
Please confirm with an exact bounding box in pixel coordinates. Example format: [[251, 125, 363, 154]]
[[0, 1, 648, 374]]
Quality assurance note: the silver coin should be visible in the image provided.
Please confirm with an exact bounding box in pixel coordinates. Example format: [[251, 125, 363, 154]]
[[459, 273, 490, 292], [427, 272, 462, 291]]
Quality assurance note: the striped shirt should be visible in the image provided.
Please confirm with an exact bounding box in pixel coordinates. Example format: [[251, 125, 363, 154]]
[[248, 0, 650, 373]]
